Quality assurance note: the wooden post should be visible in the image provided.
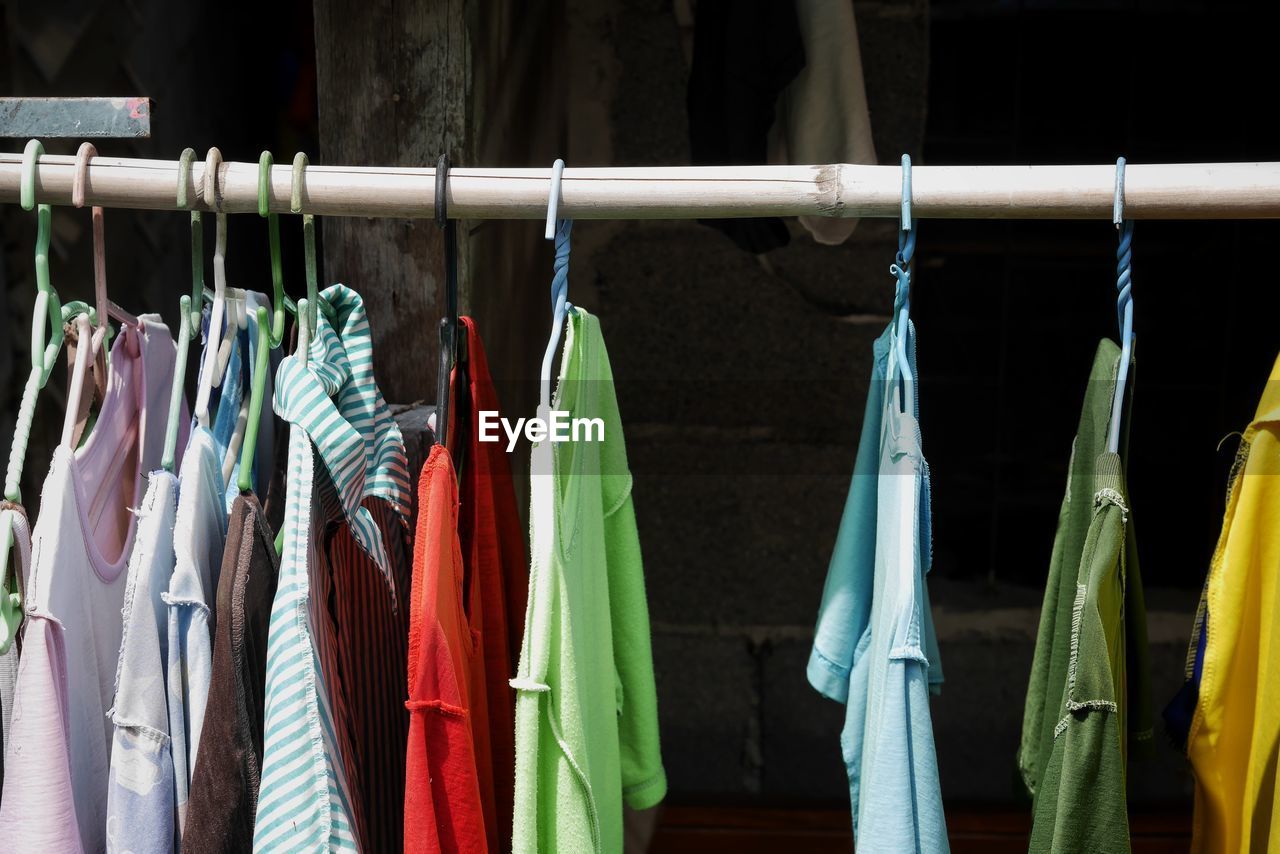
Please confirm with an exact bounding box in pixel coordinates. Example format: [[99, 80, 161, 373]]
[[312, 0, 470, 404]]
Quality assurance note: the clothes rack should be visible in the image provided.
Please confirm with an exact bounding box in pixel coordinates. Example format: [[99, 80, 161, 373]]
[[3, 152, 1280, 220]]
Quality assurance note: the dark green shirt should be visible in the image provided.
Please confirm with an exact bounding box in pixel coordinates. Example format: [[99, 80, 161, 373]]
[[1019, 340, 1153, 854]]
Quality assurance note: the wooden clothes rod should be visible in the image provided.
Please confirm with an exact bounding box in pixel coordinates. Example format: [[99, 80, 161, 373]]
[[2, 153, 1280, 219]]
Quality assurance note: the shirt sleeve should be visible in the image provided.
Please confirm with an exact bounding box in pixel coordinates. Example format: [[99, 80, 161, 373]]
[[808, 359, 882, 703], [596, 334, 667, 812], [1029, 704, 1129, 853], [1029, 497, 1132, 853], [603, 487, 667, 811]]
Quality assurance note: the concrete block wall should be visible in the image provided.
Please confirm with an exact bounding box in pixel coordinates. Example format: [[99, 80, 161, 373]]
[[557, 0, 1196, 808]]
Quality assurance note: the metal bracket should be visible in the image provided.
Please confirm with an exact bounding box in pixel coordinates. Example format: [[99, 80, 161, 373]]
[[0, 98, 152, 139]]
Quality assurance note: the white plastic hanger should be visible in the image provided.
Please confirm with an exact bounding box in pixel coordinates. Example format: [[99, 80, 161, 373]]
[[195, 147, 229, 427], [538, 159, 573, 412]]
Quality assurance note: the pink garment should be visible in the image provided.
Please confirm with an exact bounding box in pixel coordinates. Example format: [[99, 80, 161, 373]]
[[0, 317, 183, 852]]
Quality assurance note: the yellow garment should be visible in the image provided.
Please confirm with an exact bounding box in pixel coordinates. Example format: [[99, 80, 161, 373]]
[[1188, 352, 1280, 854]]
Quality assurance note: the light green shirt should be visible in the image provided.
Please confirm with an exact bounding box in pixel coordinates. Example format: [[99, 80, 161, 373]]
[[512, 306, 667, 853]]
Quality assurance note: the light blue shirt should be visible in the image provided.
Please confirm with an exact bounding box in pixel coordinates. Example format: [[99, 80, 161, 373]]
[[168, 426, 224, 837], [106, 471, 178, 853], [808, 313, 947, 853]]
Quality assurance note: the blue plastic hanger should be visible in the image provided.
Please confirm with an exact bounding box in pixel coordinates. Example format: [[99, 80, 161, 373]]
[[889, 154, 917, 415], [539, 159, 572, 411], [1107, 157, 1135, 454]]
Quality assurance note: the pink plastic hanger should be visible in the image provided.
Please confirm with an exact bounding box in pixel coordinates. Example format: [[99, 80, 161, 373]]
[[73, 142, 138, 340]]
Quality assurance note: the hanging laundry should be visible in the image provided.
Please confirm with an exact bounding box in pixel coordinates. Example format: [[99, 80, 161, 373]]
[[184, 324, 285, 854], [0, 318, 182, 852], [807, 306, 947, 852], [168, 293, 274, 834], [105, 470, 179, 852], [511, 306, 666, 853], [403, 315, 529, 853], [406, 443, 488, 853], [768, 0, 877, 246], [182, 490, 280, 853], [686, 0, 805, 254], [1181, 351, 1280, 854], [317, 289, 414, 854], [224, 291, 280, 511], [1018, 340, 1152, 854], [448, 316, 528, 852], [0, 502, 30, 794], [254, 284, 411, 853]]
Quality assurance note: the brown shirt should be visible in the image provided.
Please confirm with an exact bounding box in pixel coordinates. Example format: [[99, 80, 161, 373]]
[[183, 494, 280, 853]]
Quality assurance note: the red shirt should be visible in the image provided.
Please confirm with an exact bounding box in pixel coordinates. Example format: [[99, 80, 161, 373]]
[[405, 445, 486, 853], [451, 317, 528, 851]]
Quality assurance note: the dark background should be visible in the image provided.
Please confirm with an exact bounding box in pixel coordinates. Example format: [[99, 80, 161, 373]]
[[922, 0, 1280, 591]]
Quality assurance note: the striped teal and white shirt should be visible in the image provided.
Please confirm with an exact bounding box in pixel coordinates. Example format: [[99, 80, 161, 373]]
[[254, 285, 410, 853]]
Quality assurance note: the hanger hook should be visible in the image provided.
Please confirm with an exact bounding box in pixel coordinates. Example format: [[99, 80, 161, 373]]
[[258, 151, 287, 348], [435, 153, 450, 229], [434, 153, 458, 446], [1114, 156, 1134, 325], [291, 152, 308, 214], [292, 153, 320, 332], [179, 148, 204, 339], [73, 143, 114, 341], [258, 151, 274, 218], [894, 154, 916, 270], [545, 158, 566, 240], [1113, 157, 1127, 228], [178, 147, 197, 210], [900, 153, 913, 233], [21, 139, 44, 211], [72, 142, 98, 209], [1107, 156, 1135, 454], [204, 147, 223, 211]]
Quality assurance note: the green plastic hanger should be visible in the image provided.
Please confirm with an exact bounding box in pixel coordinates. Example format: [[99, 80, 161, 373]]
[[291, 153, 335, 331], [19, 139, 62, 398], [234, 155, 293, 496], [237, 306, 272, 494], [0, 139, 66, 653], [292, 152, 319, 332], [259, 152, 289, 348], [161, 148, 206, 474]]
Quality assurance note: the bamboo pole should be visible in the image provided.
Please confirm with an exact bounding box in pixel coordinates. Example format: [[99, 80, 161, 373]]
[[2, 153, 1280, 220]]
